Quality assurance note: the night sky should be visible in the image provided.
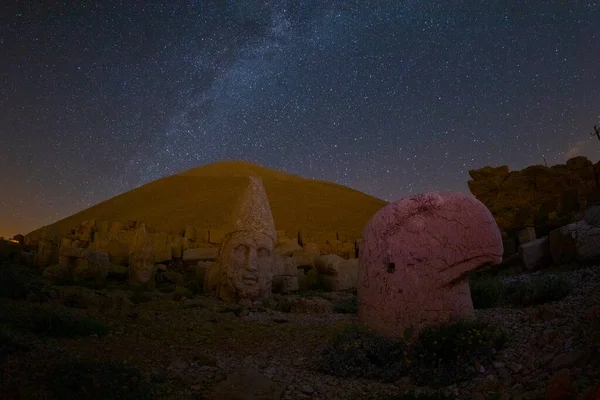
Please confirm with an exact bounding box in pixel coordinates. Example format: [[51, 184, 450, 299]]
[[1, 1, 599, 238]]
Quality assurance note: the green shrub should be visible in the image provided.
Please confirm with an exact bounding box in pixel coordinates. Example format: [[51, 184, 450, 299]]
[[470, 276, 509, 309], [320, 320, 506, 387], [511, 275, 571, 307], [470, 274, 571, 309], [0, 266, 45, 300], [48, 360, 153, 400], [0, 308, 106, 338], [320, 325, 409, 382], [409, 320, 507, 386], [333, 296, 358, 314]]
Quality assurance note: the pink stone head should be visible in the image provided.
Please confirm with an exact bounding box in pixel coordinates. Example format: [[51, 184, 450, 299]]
[[358, 192, 503, 337]]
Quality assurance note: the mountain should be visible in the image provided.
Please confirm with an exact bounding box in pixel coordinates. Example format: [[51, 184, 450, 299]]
[[28, 160, 388, 241]]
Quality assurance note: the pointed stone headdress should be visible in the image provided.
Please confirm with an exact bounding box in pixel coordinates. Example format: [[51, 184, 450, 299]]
[[232, 176, 276, 242], [129, 223, 153, 255]]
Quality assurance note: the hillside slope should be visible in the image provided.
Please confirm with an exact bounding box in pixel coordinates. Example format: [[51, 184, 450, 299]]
[[28, 161, 388, 241]]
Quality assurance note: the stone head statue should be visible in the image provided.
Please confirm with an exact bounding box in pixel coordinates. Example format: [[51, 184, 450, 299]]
[[129, 223, 156, 288], [216, 176, 276, 302]]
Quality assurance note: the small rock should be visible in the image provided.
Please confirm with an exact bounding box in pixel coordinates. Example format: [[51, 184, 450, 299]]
[[190, 384, 203, 391], [508, 362, 523, 373], [300, 385, 315, 395], [168, 359, 190, 371], [292, 358, 305, 367]]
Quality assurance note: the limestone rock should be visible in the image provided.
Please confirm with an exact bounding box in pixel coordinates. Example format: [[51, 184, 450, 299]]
[[74, 249, 109, 282], [519, 237, 551, 270], [182, 247, 219, 263], [195, 260, 214, 284], [358, 192, 503, 337], [272, 254, 299, 294], [468, 157, 598, 232], [274, 240, 302, 256], [152, 232, 172, 263], [549, 223, 580, 265], [104, 238, 129, 266], [209, 229, 228, 244], [272, 275, 299, 294], [584, 205, 600, 227], [171, 236, 183, 259], [35, 238, 58, 268], [573, 222, 600, 263], [314, 254, 359, 291], [518, 227, 537, 245], [290, 297, 333, 314]]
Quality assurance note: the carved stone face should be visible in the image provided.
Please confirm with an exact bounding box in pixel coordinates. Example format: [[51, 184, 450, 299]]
[[129, 247, 155, 285], [219, 231, 274, 301]]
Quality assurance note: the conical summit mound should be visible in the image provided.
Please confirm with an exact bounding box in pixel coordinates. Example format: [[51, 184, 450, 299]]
[[28, 160, 388, 241]]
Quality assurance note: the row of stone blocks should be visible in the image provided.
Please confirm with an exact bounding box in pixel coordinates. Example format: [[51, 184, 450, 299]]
[[32, 219, 359, 269]]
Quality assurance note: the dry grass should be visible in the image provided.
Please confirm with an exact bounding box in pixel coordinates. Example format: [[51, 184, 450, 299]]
[[27, 160, 387, 240]]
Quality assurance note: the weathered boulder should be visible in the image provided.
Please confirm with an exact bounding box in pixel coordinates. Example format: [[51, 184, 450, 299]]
[[195, 260, 214, 285], [519, 237, 551, 270], [468, 157, 599, 232], [274, 240, 302, 256], [358, 192, 503, 337], [35, 238, 58, 268], [302, 242, 320, 256], [104, 238, 129, 265], [289, 297, 333, 314], [314, 254, 359, 292], [548, 220, 600, 264], [171, 236, 183, 259], [182, 247, 218, 263], [572, 222, 600, 262], [271, 254, 299, 294], [584, 205, 600, 227], [518, 227, 537, 245], [549, 223, 580, 265], [151, 232, 172, 263], [74, 249, 109, 282]]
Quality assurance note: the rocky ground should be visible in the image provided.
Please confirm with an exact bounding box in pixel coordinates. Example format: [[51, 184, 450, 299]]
[[0, 261, 599, 400]]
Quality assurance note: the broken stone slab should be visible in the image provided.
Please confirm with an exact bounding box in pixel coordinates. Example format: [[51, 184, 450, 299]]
[[519, 237, 551, 270], [314, 254, 359, 292], [182, 247, 219, 263], [548, 222, 580, 265]]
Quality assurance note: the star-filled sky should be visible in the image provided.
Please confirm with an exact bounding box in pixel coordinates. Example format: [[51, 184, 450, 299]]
[[1, 1, 599, 238]]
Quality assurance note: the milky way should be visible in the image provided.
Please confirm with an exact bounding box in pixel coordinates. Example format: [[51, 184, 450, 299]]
[[1, 1, 599, 237]]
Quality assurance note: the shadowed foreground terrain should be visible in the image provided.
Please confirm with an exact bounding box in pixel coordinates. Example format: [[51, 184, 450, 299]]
[[1, 255, 599, 400], [25, 161, 388, 242]]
